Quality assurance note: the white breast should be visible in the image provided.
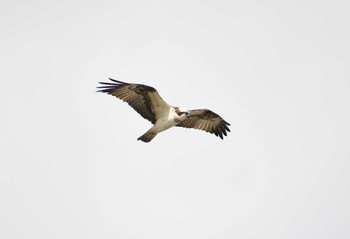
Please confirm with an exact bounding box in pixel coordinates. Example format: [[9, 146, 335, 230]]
[[153, 107, 180, 133]]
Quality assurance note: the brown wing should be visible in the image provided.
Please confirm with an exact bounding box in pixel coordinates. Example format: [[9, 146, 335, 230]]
[[176, 109, 231, 139], [97, 78, 169, 124]]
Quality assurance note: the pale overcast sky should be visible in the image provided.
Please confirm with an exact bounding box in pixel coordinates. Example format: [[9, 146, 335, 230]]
[[1, 0, 349, 238]]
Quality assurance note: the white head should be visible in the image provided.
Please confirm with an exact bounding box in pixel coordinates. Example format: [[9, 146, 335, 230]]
[[175, 107, 190, 118]]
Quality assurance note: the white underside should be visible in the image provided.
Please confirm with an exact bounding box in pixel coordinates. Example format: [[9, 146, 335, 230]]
[[144, 92, 188, 138], [150, 106, 186, 134]]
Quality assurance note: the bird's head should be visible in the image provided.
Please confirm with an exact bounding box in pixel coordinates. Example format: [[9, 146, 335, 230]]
[[175, 107, 190, 118]]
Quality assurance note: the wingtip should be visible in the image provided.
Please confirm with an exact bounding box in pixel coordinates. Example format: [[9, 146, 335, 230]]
[[108, 78, 126, 84], [97, 78, 126, 92]]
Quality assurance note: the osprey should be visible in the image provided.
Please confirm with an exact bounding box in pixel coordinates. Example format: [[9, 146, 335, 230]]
[[97, 78, 230, 142]]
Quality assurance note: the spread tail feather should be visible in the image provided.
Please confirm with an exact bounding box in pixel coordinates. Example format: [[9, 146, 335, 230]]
[[137, 128, 158, 143]]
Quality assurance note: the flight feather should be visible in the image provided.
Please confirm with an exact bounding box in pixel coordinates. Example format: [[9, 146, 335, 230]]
[[97, 78, 168, 123], [176, 109, 231, 139]]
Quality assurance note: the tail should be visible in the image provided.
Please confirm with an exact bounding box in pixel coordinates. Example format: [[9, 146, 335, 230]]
[[137, 128, 158, 143]]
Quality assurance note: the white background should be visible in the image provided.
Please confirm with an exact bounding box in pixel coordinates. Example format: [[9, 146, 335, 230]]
[[1, 0, 349, 238]]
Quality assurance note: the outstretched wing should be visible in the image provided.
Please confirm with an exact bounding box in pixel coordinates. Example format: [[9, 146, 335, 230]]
[[97, 78, 169, 123], [176, 109, 230, 139]]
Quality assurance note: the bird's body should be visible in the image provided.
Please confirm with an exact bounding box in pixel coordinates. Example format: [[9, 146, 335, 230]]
[[138, 106, 188, 142], [97, 79, 230, 142]]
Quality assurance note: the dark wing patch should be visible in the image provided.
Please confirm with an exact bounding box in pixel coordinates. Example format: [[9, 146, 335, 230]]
[[97, 78, 167, 123], [176, 109, 231, 139]]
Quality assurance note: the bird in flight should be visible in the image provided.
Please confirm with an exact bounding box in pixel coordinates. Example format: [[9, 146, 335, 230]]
[[97, 78, 230, 142]]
